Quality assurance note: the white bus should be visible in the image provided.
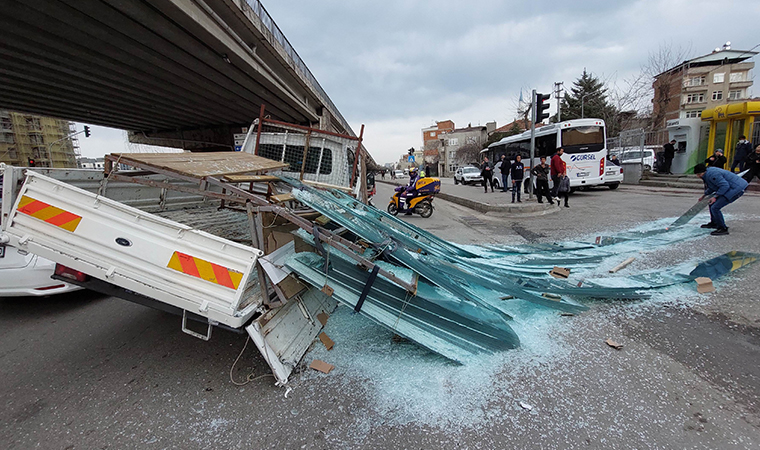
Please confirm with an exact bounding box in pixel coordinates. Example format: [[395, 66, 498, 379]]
[[482, 118, 608, 191]]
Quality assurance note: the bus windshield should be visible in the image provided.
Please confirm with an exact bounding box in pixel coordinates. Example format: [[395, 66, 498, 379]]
[[561, 126, 605, 153]]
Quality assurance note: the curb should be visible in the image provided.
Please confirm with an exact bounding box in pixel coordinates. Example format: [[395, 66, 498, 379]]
[[377, 180, 556, 215]]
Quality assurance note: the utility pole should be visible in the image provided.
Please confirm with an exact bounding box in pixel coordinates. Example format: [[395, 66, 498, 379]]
[[553, 82, 564, 122], [529, 90, 537, 200]]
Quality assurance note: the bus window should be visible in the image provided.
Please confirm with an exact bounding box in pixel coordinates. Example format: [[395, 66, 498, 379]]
[[561, 126, 605, 153], [535, 134, 557, 158]]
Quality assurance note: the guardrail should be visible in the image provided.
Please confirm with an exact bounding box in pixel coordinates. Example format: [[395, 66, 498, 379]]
[[242, 0, 354, 136]]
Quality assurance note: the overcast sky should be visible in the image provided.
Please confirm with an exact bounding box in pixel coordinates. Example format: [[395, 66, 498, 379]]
[[78, 0, 759, 164]]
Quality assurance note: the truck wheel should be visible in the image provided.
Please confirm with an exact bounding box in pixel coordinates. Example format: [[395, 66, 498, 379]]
[[416, 201, 433, 218], [387, 203, 398, 216], [609, 183, 619, 190]]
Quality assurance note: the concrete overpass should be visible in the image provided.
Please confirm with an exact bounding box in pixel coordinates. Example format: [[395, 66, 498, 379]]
[[0, 0, 356, 150]]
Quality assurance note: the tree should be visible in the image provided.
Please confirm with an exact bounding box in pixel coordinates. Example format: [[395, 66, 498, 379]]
[[454, 143, 481, 166], [483, 122, 523, 148], [559, 69, 622, 135]]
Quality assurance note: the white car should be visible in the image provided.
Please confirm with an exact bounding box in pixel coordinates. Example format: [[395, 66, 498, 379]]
[[393, 170, 406, 179], [603, 161, 623, 189], [0, 243, 82, 297], [619, 149, 656, 171], [454, 166, 485, 186]]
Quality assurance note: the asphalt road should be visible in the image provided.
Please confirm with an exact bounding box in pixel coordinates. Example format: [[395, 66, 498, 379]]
[[2, 183, 760, 449]]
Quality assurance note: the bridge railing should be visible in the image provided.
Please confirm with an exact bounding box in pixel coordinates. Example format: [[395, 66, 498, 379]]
[[242, 0, 353, 136]]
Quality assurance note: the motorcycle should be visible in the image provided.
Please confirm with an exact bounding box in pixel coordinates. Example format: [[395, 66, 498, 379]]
[[387, 177, 441, 218]]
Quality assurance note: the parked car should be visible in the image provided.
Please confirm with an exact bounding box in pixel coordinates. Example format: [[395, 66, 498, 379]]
[[603, 160, 623, 189], [619, 149, 656, 171], [453, 166, 484, 185], [0, 243, 82, 297], [393, 170, 406, 179]]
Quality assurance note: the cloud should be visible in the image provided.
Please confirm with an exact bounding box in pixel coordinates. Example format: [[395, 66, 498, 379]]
[[71, 0, 759, 165]]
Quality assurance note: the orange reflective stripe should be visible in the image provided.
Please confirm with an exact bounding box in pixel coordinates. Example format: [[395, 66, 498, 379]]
[[16, 196, 82, 232], [167, 251, 243, 290]]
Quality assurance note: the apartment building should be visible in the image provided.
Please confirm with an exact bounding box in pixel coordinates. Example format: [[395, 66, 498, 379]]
[[0, 110, 79, 168], [652, 46, 757, 128]]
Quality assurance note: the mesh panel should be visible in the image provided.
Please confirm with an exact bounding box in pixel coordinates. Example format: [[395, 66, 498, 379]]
[[245, 121, 358, 188]]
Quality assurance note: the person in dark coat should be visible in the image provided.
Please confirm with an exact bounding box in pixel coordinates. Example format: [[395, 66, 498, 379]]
[[497, 154, 511, 192], [609, 155, 621, 166], [743, 144, 760, 183], [510, 155, 525, 203], [531, 156, 552, 204], [705, 149, 727, 169], [662, 140, 676, 174], [550, 148, 566, 197], [480, 157, 495, 193], [731, 135, 753, 173], [695, 163, 748, 235]]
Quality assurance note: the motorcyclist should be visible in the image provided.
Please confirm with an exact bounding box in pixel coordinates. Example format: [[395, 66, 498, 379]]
[[402, 166, 420, 215]]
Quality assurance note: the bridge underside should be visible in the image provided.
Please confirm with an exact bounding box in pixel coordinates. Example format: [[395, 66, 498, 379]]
[[0, 0, 346, 149]]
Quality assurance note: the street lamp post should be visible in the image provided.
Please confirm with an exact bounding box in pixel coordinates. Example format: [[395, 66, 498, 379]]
[[581, 94, 590, 118]]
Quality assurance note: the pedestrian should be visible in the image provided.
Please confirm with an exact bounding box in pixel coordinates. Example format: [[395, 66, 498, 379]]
[[695, 163, 748, 235], [743, 144, 760, 183], [662, 139, 676, 174], [498, 154, 511, 193], [390, 169, 396, 180], [556, 172, 570, 208], [531, 156, 552, 204], [609, 154, 621, 166], [480, 157, 495, 193], [705, 149, 727, 169], [425, 164, 431, 178], [510, 155, 525, 203], [731, 135, 753, 173], [550, 148, 566, 197]]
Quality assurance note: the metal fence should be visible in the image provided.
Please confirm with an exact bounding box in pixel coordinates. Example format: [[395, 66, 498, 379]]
[[242, 0, 354, 136]]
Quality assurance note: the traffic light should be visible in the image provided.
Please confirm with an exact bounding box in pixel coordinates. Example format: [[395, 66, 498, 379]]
[[28, 157, 35, 167], [535, 92, 551, 123], [84, 125, 91, 138]]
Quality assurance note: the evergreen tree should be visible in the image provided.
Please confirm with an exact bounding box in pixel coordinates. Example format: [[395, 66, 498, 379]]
[[557, 70, 620, 134]]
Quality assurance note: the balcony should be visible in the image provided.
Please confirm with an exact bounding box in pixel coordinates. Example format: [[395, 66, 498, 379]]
[[682, 84, 708, 93], [729, 80, 752, 89]]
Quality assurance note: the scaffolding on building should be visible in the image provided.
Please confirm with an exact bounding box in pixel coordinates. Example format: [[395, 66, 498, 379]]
[[0, 110, 79, 168]]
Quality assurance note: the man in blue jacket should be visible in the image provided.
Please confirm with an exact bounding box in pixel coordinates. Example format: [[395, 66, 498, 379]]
[[695, 163, 748, 236]]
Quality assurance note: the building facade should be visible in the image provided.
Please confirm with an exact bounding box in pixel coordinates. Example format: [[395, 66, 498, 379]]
[[0, 110, 79, 168], [421, 120, 455, 147], [652, 47, 756, 129]]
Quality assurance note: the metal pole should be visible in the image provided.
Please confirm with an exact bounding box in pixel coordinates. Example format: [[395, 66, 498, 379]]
[[639, 129, 645, 179], [46, 129, 85, 168], [581, 93, 590, 119], [253, 104, 265, 156], [554, 82, 563, 123], [529, 89, 536, 200]]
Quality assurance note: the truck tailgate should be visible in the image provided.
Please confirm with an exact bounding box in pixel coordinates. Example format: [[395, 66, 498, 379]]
[[4, 172, 263, 328]]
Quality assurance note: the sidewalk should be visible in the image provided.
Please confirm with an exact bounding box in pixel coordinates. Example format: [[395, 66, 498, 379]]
[[378, 177, 557, 214]]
